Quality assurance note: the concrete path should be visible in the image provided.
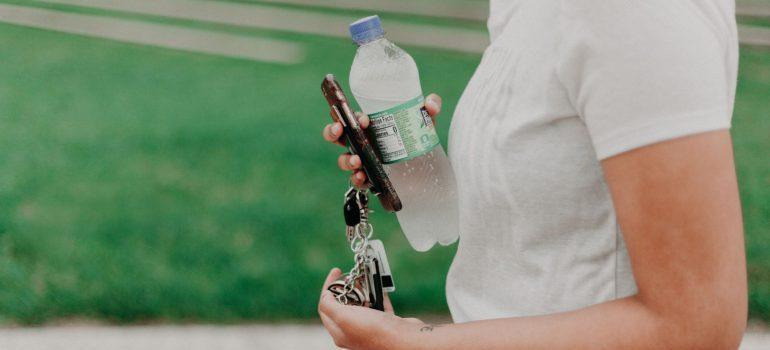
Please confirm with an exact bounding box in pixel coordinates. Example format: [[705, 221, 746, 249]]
[[0, 324, 768, 350], [0, 324, 334, 350], [0, 3, 304, 64]]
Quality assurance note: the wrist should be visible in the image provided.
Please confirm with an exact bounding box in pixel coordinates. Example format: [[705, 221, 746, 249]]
[[388, 321, 444, 350]]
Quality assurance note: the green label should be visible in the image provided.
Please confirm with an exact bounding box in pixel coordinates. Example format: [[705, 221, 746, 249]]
[[367, 96, 439, 164]]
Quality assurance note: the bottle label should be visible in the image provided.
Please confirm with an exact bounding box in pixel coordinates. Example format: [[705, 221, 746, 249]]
[[367, 96, 439, 164]]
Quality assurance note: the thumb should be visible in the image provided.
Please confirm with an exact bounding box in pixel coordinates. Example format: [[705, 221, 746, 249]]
[[322, 268, 343, 291]]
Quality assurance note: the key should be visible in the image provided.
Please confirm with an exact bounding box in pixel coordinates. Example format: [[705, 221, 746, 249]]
[[344, 195, 361, 227], [344, 187, 357, 203], [343, 188, 361, 241], [355, 189, 368, 208], [356, 190, 369, 223]]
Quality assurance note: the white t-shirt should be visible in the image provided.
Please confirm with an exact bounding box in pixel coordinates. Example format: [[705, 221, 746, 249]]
[[446, 0, 738, 322]]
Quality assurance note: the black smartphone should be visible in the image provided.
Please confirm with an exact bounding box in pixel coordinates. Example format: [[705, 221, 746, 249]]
[[321, 74, 402, 212]]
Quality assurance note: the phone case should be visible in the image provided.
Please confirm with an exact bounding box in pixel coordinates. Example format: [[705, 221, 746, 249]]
[[321, 74, 402, 212]]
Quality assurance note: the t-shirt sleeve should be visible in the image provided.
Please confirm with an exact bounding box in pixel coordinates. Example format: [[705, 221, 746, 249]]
[[556, 1, 736, 160]]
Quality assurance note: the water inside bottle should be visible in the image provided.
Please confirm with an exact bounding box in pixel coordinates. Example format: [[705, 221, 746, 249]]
[[350, 36, 459, 251]]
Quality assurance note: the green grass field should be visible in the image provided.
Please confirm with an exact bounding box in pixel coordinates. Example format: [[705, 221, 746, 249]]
[[0, 1, 768, 324]]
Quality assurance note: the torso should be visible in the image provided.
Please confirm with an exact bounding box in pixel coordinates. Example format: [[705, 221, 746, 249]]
[[446, 0, 636, 322], [446, 0, 739, 322]]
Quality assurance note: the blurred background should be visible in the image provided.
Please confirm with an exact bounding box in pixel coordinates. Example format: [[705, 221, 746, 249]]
[[0, 0, 767, 348]]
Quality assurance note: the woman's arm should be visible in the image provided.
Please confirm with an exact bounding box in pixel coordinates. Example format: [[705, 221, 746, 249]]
[[319, 130, 747, 349]]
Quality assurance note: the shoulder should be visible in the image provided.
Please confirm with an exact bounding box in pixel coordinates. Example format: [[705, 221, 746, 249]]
[[557, 0, 736, 46]]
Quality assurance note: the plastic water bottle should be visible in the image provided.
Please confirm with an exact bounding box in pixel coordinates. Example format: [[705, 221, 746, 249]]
[[348, 15, 459, 251]]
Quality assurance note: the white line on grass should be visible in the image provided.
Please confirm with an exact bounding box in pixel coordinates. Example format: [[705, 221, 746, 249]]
[[0, 3, 304, 64], [736, 3, 770, 19], [262, 0, 770, 22], [739, 25, 770, 47], [258, 0, 489, 22], [36, 0, 490, 53]]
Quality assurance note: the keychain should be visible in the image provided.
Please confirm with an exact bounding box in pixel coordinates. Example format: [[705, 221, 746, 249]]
[[327, 187, 394, 311]]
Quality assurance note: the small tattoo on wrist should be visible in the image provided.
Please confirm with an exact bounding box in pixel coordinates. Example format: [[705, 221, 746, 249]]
[[419, 324, 443, 332]]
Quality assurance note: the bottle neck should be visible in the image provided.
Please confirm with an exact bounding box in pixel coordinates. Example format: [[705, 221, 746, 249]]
[[356, 35, 386, 47]]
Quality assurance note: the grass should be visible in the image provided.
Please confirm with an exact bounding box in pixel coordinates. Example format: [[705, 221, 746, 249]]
[[734, 47, 770, 321], [0, 14, 478, 323], [0, 2, 767, 325]]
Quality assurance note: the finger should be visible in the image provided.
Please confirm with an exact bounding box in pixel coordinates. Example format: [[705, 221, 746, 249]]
[[350, 171, 367, 189], [323, 123, 342, 142], [320, 312, 346, 348], [425, 93, 442, 117], [319, 268, 342, 312], [355, 112, 370, 129], [348, 155, 361, 169], [319, 290, 349, 319], [383, 292, 394, 315], [322, 268, 342, 292], [323, 123, 346, 147], [337, 154, 361, 171]]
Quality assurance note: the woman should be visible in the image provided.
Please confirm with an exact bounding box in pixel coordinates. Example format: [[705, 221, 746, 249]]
[[319, 0, 747, 348]]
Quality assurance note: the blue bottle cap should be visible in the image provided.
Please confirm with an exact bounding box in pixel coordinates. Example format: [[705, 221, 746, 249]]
[[349, 15, 385, 45]]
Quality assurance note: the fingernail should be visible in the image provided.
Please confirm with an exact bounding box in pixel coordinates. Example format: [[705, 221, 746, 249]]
[[426, 98, 439, 111], [331, 123, 342, 134]]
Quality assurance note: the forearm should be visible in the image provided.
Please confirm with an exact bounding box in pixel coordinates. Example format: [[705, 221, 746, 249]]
[[391, 132, 747, 350], [395, 296, 715, 350]]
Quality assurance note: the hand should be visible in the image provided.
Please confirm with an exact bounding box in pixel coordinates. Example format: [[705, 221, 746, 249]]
[[318, 268, 425, 350], [321, 94, 443, 188]]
